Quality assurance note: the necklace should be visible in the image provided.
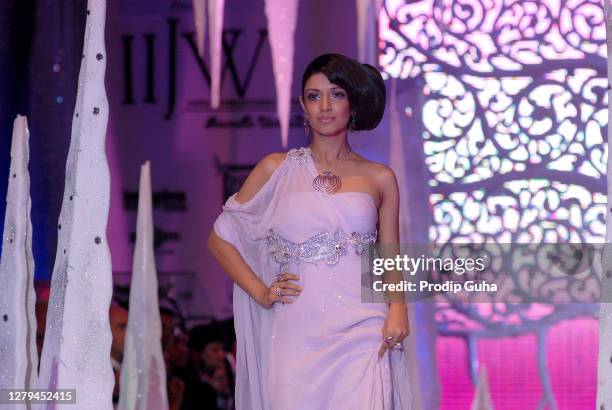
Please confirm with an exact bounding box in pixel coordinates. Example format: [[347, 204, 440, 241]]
[[311, 148, 352, 194]]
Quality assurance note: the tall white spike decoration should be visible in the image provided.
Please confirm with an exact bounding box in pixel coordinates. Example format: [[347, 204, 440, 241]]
[[598, 0, 612, 407], [470, 367, 494, 410], [193, 0, 207, 58], [37, 1, 115, 408], [209, 0, 225, 108], [356, 0, 383, 65], [0, 115, 38, 395], [118, 161, 168, 410], [264, 0, 299, 149]]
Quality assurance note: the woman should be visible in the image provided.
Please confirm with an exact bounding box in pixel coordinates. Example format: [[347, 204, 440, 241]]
[[208, 53, 412, 409]]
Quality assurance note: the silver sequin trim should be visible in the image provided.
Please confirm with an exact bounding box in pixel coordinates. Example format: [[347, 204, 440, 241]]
[[286, 147, 312, 165], [266, 228, 376, 267]]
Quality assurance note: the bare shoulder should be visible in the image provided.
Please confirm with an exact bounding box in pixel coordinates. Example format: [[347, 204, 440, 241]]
[[258, 152, 286, 175], [234, 152, 287, 204], [352, 154, 398, 190]]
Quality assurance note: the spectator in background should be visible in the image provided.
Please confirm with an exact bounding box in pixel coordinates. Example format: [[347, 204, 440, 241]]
[[160, 306, 187, 410], [182, 323, 235, 410], [160, 306, 176, 350], [109, 300, 128, 406], [165, 327, 189, 376], [216, 318, 237, 380], [34, 299, 47, 358], [34, 282, 51, 361]]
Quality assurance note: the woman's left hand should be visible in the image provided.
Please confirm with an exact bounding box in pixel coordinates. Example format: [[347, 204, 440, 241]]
[[378, 303, 410, 359]]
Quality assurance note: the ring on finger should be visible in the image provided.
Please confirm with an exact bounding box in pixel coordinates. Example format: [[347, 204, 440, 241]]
[[393, 342, 403, 350], [276, 273, 284, 282], [383, 336, 393, 345], [274, 288, 283, 297]]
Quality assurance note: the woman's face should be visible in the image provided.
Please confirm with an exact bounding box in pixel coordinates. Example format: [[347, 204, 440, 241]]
[[301, 73, 351, 137]]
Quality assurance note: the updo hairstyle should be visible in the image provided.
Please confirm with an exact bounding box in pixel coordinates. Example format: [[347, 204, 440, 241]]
[[301, 53, 386, 131]]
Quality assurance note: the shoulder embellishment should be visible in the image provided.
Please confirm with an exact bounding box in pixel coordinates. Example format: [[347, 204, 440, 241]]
[[286, 147, 312, 165]]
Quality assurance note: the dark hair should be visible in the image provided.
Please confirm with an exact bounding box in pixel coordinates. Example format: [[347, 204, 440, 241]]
[[159, 306, 174, 318], [111, 297, 129, 311], [188, 323, 225, 351], [301, 53, 386, 131]]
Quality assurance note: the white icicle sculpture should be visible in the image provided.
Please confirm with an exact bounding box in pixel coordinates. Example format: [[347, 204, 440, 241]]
[[209, 0, 225, 109], [598, 0, 612, 407], [37, 1, 114, 408], [192, 0, 226, 108], [0, 115, 38, 395], [193, 0, 206, 58], [470, 367, 494, 410], [356, 0, 383, 65], [264, 0, 299, 149], [118, 161, 168, 410]]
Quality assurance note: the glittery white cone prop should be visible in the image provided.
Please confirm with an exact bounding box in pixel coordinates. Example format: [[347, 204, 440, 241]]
[[118, 161, 168, 410], [264, 0, 299, 149], [209, 0, 225, 109], [37, 1, 114, 408], [470, 367, 494, 410], [193, 0, 206, 58], [598, 0, 612, 408], [0, 115, 38, 395]]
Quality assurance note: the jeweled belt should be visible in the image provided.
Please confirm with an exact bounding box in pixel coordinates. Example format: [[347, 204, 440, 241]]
[[266, 228, 377, 267]]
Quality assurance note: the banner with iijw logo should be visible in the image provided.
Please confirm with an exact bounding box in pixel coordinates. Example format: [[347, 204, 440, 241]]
[[103, 0, 360, 320]]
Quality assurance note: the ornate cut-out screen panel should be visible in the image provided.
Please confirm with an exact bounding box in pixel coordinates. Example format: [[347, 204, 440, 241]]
[[380, 0, 606, 246], [379, 1, 603, 406]]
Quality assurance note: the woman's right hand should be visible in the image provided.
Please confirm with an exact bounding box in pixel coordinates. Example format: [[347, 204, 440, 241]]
[[258, 272, 302, 309]]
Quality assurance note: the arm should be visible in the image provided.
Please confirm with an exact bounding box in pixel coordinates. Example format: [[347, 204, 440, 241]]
[[207, 153, 302, 308], [208, 231, 280, 306], [377, 166, 405, 304], [376, 166, 410, 358]]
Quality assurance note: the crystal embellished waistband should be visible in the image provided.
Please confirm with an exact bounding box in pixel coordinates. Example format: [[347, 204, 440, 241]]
[[266, 228, 377, 267]]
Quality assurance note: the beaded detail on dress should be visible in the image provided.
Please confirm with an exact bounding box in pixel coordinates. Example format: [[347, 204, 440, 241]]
[[286, 147, 312, 165], [266, 228, 376, 267]]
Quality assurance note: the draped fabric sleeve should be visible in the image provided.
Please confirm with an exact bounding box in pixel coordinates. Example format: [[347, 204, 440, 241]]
[[212, 158, 290, 410]]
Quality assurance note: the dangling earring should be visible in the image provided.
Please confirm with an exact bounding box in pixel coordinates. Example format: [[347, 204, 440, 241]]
[[349, 112, 357, 133], [304, 115, 311, 136]]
